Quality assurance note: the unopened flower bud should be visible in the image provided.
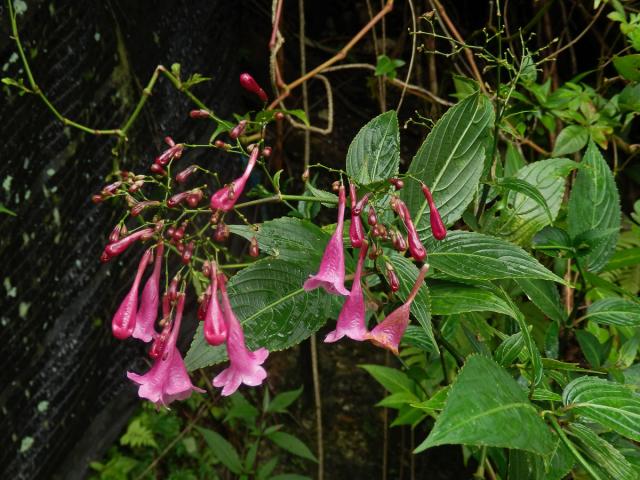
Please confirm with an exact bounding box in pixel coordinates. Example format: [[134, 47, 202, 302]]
[[164, 136, 176, 147], [354, 193, 370, 215], [186, 189, 203, 208], [332, 181, 341, 192], [239, 72, 268, 102], [168, 274, 180, 303], [214, 222, 229, 242], [214, 140, 227, 149], [167, 192, 189, 208], [229, 120, 248, 140], [421, 183, 447, 240], [249, 236, 259, 257], [109, 225, 122, 244], [150, 163, 167, 176], [181, 241, 195, 265], [262, 146, 272, 157], [176, 165, 197, 184], [386, 265, 400, 292], [131, 200, 160, 217], [92, 194, 104, 204], [189, 109, 210, 119], [368, 206, 378, 226], [302, 169, 310, 182], [389, 178, 404, 190], [101, 181, 122, 196], [275, 111, 285, 121]]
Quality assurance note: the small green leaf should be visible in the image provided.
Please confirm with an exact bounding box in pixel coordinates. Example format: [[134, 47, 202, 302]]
[[267, 431, 317, 462], [575, 330, 607, 368], [374, 54, 405, 80], [0, 203, 16, 216], [563, 376, 640, 441], [410, 386, 450, 414], [360, 364, 415, 395], [584, 298, 640, 327], [517, 278, 566, 324], [430, 282, 516, 317], [553, 125, 589, 156], [346, 110, 399, 185], [494, 332, 525, 366], [415, 355, 554, 455], [532, 227, 574, 257], [266, 387, 303, 413], [197, 427, 243, 474], [613, 54, 640, 81], [493, 177, 553, 222]]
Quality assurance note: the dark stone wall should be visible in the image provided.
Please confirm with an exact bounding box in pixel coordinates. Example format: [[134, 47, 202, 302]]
[[0, 1, 266, 478]]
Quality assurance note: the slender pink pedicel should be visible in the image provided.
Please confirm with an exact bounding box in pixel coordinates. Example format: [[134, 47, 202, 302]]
[[303, 184, 350, 296], [112, 249, 152, 340], [213, 274, 269, 396], [203, 263, 227, 346], [133, 242, 164, 342], [366, 264, 429, 355], [127, 293, 205, 406], [325, 241, 370, 343], [210, 147, 259, 212]]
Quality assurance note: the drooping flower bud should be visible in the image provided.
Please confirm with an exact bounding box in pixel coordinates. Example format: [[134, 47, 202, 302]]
[[167, 192, 190, 208], [185, 190, 203, 208], [168, 274, 180, 303], [366, 264, 429, 355], [149, 322, 171, 360], [165, 136, 176, 147], [249, 237, 260, 257], [155, 143, 184, 166], [112, 249, 152, 340], [303, 185, 349, 296], [367, 206, 378, 226], [131, 200, 160, 217], [189, 109, 210, 119], [239, 72, 268, 102], [420, 183, 447, 240], [214, 222, 230, 242], [176, 165, 197, 184], [150, 163, 167, 176], [213, 274, 269, 395], [262, 146, 272, 158], [214, 140, 227, 149], [101, 181, 122, 196], [210, 147, 260, 212], [353, 193, 370, 215], [181, 241, 194, 265], [325, 242, 370, 343], [229, 120, 248, 140], [133, 242, 164, 342], [393, 198, 426, 261], [389, 178, 404, 190], [386, 263, 400, 292], [349, 182, 365, 248], [203, 263, 227, 346], [103, 228, 155, 260], [109, 224, 122, 244]]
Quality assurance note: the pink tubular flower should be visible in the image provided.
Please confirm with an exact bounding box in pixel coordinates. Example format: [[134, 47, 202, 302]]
[[112, 249, 152, 340], [203, 264, 227, 346], [303, 185, 350, 296], [213, 274, 269, 396], [133, 242, 164, 342], [421, 183, 447, 240], [366, 264, 429, 355], [239, 73, 268, 102], [209, 147, 259, 212], [325, 241, 369, 343], [127, 293, 205, 406], [102, 228, 154, 261]]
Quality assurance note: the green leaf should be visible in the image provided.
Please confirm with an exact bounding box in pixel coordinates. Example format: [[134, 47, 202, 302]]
[[532, 226, 574, 257], [346, 110, 400, 185], [303, 183, 338, 207], [377, 392, 420, 408], [374, 54, 405, 80], [360, 364, 415, 395], [507, 434, 575, 480], [493, 177, 553, 222], [267, 431, 318, 462], [553, 125, 589, 156], [185, 258, 335, 370], [563, 376, 640, 441], [228, 217, 330, 262], [402, 92, 494, 237], [120, 418, 157, 449], [494, 332, 525, 366], [410, 386, 450, 414], [387, 253, 437, 353], [401, 325, 436, 352], [517, 279, 566, 323], [430, 282, 516, 317], [575, 330, 607, 368], [197, 427, 243, 474], [414, 355, 554, 455], [266, 387, 304, 413], [604, 248, 640, 271], [567, 423, 636, 480], [613, 54, 640, 81], [584, 298, 640, 327], [427, 231, 565, 283], [485, 159, 578, 244], [567, 141, 621, 272], [0, 203, 16, 216], [256, 457, 278, 480]]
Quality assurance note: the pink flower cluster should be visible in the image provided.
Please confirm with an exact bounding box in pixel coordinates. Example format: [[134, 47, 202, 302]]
[[110, 241, 268, 407], [304, 180, 444, 354]]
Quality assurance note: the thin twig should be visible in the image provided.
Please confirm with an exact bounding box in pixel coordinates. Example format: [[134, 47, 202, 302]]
[[396, 0, 417, 112]]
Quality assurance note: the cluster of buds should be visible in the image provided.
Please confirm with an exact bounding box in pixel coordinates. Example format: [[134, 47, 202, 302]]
[[150, 137, 184, 176]]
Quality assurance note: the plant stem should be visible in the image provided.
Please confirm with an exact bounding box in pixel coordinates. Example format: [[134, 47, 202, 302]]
[[234, 194, 338, 210]]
